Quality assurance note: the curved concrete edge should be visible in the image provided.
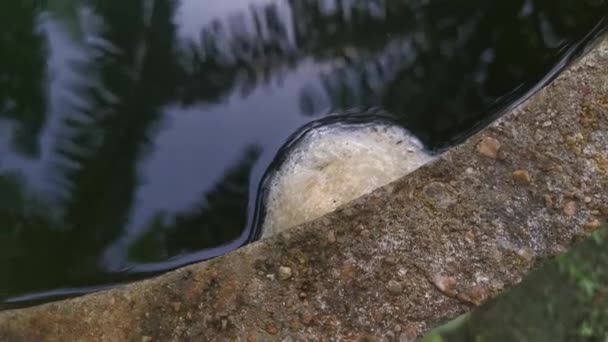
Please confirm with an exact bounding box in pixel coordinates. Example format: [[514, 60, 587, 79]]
[[1, 37, 607, 341]]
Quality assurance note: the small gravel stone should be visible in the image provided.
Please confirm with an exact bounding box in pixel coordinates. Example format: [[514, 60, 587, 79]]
[[266, 324, 279, 335], [583, 219, 601, 232], [423, 182, 457, 209], [327, 230, 336, 243], [516, 248, 534, 262], [300, 310, 314, 326], [477, 137, 501, 159], [584, 196, 592, 204], [563, 201, 577, 217], [544, 195, 554, 208], [387, 280, 403, 295], [465, 231, 475, 243], [372, 310, 384, 322], [457, 286, 487, 306], [141, 336, 152, 342], [432, 275, 457, 296], [512, 170, 531, 184], [384, 256, 398, 265], [278, 266, 293, 281]]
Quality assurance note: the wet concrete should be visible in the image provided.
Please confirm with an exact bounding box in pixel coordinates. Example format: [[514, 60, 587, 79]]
[[0, 35, 607, 342]]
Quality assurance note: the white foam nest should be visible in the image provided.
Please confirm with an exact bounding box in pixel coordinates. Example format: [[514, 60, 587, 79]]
[[262, 122, 434, 238]]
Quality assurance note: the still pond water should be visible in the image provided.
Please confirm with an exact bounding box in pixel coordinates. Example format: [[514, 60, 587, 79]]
[[0, 0, 607, 307]]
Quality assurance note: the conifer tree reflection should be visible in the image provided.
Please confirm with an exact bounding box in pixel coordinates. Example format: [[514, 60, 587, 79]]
[[0, 1, 47, 156], [128, 147, 261, 262]]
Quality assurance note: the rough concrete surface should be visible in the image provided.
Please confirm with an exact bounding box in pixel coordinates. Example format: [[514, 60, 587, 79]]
[[1, 36, 607, 341]]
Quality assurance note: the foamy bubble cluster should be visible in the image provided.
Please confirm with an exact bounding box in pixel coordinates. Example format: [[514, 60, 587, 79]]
[[262, 122, 434, 238]]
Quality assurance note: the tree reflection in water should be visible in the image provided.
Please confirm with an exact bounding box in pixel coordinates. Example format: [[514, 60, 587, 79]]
[[0, 0, 606, 306]]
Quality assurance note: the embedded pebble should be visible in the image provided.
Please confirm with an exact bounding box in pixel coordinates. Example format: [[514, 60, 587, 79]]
[[300, 310, 314, 326], [516, 248, 534, 262], [432, 275, 457, 296], [563, 201, 577, 217], [457, 286, 487, 306], [583, 219, 601, 232], [544, 195, 554, 208], [265, 324, 279, 335], [387, 280, 403, 295], [423, 182, 457, 209], [372, 311, 384, 322], [512, 170, 531, 184], [327, 230, 336, 243], [477, 137, 501, 159], [384, 256, 398, 265], [278, 266, 293, 280]]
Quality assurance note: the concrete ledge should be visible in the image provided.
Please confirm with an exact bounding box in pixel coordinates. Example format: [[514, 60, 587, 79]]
[[1, 37, 607, 341]]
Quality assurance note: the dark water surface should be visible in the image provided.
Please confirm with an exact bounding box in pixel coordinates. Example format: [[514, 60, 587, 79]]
[[0, 0, 607, 307]]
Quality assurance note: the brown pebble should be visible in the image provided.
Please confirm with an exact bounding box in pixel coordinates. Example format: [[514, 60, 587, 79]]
[[464, 231, 475, 243], [563, 201, 577, 217], [516, 248, 534, 262], [142, 337, 152, 342], [265, 324, 279, 335], [384, 256, 398, 265], [544, 195, 554, 208], [457, 286, 487, 306], [327, 230, 336, 243], [423, 182, 457, 209], [372, 311, 384, 323], [512, 170, 531, 184], [387, 280, 403, 295], [583, 219, 601, 232], [432, 274, 457, 296], [468, 286, 487, 306], [341, 261, 357, 280], [477, 137, 501, 159], [300, 310, 314, 326], [278, 266, 293, 280], [171, 302, 182, 312]]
